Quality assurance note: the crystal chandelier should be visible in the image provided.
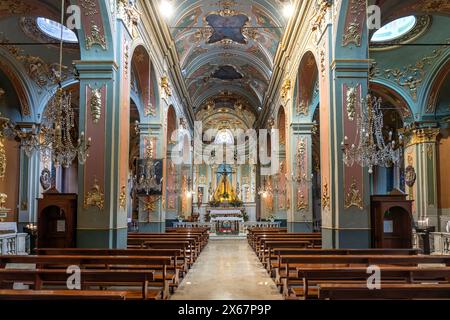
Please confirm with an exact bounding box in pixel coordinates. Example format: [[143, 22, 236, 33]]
[[342, 94, 403, 174], [133, 126, 162, 195], [3, 0, 91, 167], [40, 87, 90, 168]]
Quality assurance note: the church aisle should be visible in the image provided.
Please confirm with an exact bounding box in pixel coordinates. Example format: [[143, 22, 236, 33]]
[[171, 239, 283, 300]]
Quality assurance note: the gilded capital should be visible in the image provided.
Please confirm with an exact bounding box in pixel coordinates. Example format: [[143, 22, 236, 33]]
[[402, 127, 440, 147]]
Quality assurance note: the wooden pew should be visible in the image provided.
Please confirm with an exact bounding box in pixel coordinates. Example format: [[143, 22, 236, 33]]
[[257, 238, 322, 260], [128, 232, 207, 249], [275, 254, 450, 287], [129, 241, 194, 267], [35, 248, 186, 286], [0, 289, 129, 300], [267, 248, 420, 273], [285, 266, 450, 299], [318, 283, 450, 300], [0, 269, 161, 300], [0, 255, 173, 299], [253, 233, 321, 252], [128, 236, 201, 257]]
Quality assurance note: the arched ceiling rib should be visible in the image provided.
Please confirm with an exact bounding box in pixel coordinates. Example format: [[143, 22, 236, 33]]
[[164, 0, 292, 125]]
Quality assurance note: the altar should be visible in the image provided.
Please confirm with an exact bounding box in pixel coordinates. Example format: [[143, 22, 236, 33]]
[[209, 210, 244, 235]]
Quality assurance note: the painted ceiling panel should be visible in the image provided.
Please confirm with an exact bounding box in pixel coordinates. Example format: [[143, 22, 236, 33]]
[[164, 0, 291, 122]]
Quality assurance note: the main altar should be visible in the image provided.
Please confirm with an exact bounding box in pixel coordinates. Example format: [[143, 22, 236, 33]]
[[205, 167, 245, 235]]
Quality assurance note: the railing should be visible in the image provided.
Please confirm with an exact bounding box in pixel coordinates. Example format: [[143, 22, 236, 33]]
[[431, 232, 450, 255], [172, 222, 212, 228], [0, 233, 29, 255]]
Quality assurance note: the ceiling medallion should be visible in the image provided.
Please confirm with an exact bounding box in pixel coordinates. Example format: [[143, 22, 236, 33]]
[[370, 16, 432, 51]]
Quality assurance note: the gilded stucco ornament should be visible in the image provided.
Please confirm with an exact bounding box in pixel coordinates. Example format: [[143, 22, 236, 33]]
[[161, 76, 172, 97], [89, 87, 102, 124], [322, 183, 330, 210], [296, 100, 308, 116], [402, 127, 440, 147], [84, 178, 104, 210], [311, 0, 332, 32], [119, 185, 126, 209], [372, 40, 449, 101], [85, 24, 107, 50], [344, 178, 363, 210], [280, 79, 291, 101], [0, 115, 9, 180], [297, 190, 308, 211], [342, 0, 365, 47], [80, 0, 99, 16], [346, 86, 357, 121], [145, 102, 156, 117], [117, 0, 141, 38]]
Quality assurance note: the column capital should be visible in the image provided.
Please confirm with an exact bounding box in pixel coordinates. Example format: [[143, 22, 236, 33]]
[[291, 122, 316, 134], [73, 60, 118, 80], [402, 127, 440, 147]]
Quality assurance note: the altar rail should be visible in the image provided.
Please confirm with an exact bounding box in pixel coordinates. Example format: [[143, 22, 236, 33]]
[[431, 232, 450, 255], [171, 221, 281, 231], [0, 233, 29, 255]]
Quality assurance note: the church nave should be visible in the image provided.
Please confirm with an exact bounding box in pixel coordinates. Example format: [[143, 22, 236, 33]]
[[171, 239, 282, 300]]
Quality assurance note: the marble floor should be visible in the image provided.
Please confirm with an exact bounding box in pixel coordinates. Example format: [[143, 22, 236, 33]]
[[171, 239, 283, 300]]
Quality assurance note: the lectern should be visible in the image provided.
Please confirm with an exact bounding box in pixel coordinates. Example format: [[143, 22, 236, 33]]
[[370, 191, 413, 249]]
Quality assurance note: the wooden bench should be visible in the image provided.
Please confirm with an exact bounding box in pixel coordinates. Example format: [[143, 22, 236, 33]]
[[318, 283, 450, 300], [275, 254, 450, 288], [268, 248, 420, 273], [285, 266, 450, 299], [128, 237, 201, 258], [0, 255, 173, 299], [0, 289, 129, 300], [35, 248, 186, 286], [128, 241, 195, 267], [0, 269, 161, 300]]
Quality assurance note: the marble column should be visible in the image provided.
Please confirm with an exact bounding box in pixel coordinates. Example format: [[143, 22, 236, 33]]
[[288, 123, 314, 232], [17, 149, 40, 230], [137, 123, 165, 232], [403, 127, 440, 228], [75, 58, 128, 248]]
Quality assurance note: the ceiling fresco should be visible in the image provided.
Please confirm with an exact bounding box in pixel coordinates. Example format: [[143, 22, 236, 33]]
[[165, 0, 291, 125]]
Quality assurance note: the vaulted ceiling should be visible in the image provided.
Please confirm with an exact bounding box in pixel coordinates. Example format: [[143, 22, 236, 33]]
[[163, 0, 291, 126]]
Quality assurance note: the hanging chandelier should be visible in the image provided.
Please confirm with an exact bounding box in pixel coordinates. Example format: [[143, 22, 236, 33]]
[[4, 0, 91, 167], [40, 86, 90, 168], [133, 124, 162, 195], [342, 94, 403, 174]]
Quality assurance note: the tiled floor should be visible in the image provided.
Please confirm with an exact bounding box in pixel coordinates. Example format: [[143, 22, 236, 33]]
[[171, 239, 283, 300]]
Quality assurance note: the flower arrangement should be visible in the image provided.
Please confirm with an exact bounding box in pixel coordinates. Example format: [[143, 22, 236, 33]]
[[267, 214, 276, 222]]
